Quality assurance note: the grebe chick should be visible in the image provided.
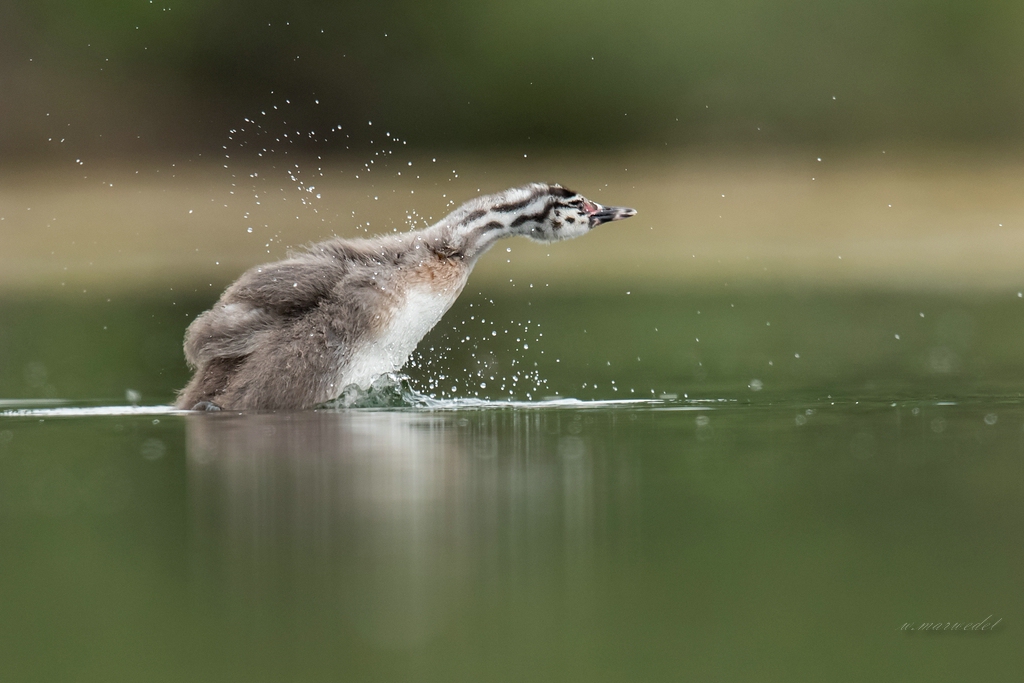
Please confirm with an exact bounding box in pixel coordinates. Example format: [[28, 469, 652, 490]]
[[176, 183, 636, 411]]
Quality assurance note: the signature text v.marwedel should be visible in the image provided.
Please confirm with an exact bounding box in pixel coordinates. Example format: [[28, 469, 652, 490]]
[[898, 615, 1002, 632]]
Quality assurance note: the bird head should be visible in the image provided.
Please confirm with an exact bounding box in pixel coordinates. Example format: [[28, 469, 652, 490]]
[[509, 183, 637, 243], [442, 183, 637, 261]]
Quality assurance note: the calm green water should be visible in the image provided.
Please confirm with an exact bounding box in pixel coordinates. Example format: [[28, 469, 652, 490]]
[[1, 287, 1022, 681]]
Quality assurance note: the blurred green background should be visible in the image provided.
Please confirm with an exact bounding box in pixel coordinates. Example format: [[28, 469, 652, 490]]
[[3, 0, 1024, 157], [4, 0, 1024, 294]]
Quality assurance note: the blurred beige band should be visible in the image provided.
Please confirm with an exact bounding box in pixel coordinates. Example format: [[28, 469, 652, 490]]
[[2, 153, 1022, 293]]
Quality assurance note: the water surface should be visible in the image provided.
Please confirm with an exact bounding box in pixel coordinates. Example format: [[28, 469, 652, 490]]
[[1, 287, 1021, 681]]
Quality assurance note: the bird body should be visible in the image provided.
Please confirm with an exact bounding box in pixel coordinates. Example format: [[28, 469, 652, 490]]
[[176, 183, 635, 411]]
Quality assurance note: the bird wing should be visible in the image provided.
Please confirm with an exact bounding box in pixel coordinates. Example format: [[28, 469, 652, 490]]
[[184, 253, 348, 368], [225, 254, 344, 315]]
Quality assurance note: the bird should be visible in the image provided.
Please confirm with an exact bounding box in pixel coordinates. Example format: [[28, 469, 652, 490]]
[[175, 183, 636, 411]]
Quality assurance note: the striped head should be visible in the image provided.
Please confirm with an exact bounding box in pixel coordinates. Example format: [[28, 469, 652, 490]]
[[497, 183, 637, 243], [443, 183, 637, 261]]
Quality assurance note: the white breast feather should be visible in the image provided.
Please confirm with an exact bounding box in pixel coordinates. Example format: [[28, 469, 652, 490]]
[[340, 286, 462, 391]]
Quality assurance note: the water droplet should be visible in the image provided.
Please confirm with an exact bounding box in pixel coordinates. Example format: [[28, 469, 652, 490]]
[[141, 438, 166, 461]]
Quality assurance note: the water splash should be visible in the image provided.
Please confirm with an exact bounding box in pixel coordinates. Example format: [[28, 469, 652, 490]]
[[325, 373, 433, 409]]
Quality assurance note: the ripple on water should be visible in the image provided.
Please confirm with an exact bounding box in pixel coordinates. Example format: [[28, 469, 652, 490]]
[[1, 375, 671, 418], [0, 404, 183, 418], [322, 372, 664, 411]]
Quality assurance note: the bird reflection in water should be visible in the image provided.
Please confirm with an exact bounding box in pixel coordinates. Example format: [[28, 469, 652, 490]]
[[183, 411, 639, 651]]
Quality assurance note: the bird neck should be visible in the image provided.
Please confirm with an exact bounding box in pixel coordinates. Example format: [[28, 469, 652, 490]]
[[427, 207, 518, 263], [418, 183, 563, 262]]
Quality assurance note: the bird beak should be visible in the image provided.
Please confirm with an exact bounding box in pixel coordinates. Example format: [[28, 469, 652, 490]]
[[587, 203, 637, 227]]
